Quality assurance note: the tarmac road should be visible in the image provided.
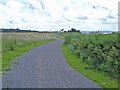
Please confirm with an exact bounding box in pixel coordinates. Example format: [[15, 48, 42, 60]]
[[2, 39, 102, 88]]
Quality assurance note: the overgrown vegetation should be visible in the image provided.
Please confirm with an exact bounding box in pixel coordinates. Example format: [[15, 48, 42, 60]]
[[2, 32, 54, 71], [62, 44, 118, 89], [2, 32, 54, 52], [63, 32, 119, 80]]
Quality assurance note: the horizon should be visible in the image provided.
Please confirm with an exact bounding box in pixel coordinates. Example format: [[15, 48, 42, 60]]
[[0, 28, 118, 32]]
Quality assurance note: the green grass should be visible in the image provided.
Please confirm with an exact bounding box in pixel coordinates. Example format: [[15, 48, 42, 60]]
[[62, 44, 119, 90], [2, 39, 55, 71]]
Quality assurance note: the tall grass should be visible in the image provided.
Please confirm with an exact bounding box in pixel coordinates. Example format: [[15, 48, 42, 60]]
[[2, 32, 54, 53], [2, 32, 54, 71]]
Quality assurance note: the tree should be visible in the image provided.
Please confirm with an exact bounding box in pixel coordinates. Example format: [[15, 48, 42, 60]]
[[60, 29, 64, 32], [71, 28, 77, 32]]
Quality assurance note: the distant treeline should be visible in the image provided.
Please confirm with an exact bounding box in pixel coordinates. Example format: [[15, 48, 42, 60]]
[[63, 28, 118, 34], [0, 28, 56, 33], [61, 28, 81, 33]]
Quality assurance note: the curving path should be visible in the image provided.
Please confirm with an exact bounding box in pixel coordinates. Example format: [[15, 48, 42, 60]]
[[2, 39, 102, 88]]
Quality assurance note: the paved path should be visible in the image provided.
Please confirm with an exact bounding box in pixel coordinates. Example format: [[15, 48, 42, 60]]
[[2, 39, 102, 88]]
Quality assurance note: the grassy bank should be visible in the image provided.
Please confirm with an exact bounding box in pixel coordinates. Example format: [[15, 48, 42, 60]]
[[2, 32, 54, 52], [62, 44, 118, 89], [63, 33, 119, 80], [2, 39, 55, 71]]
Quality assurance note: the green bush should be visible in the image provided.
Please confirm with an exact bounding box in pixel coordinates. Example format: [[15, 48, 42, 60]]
[[63, 32, 119, 79]]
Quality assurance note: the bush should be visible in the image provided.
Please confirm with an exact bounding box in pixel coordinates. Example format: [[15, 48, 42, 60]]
[[63, 32, 119, 79]]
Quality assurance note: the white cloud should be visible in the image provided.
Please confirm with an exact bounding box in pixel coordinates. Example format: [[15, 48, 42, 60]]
[[0, 0, 119, 31], [6, 0, 23, 10]]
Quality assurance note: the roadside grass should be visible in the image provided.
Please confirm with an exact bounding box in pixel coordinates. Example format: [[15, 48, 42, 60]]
[[2, 39, 55, 71], [62, 44, 119, 90], [0, 34, 2, 78]]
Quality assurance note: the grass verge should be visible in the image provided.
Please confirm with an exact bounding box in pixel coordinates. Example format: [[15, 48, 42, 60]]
[[62, 44, 119, 90], [2, 39, 55, 71]]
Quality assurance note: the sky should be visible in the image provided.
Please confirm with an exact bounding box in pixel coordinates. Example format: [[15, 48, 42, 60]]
[[0, 0, 119, 31]]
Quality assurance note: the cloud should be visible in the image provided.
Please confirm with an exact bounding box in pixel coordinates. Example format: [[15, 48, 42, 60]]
[[8, 20, 14, 24], [6, 0, 24, 10], [77, 16, 88, 20], [63, 7, 68, 11], [0, 0, 119, 31], [107, 15, 117, 19], [40, 1, 45, 10], [0, 0, 7, 5], [25, 3, 36, 10], [64, 18, 72, 22]]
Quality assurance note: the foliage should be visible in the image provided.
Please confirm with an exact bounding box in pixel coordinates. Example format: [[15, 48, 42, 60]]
[[62, 44, 118, 89], [67, 28, 81, 33], [63, 32, 119, 79], [2, 32, 54, 71]]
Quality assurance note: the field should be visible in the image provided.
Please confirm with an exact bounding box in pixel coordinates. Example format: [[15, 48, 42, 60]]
[[1, 32, 54, 71], [61, 32, 119, 88], [2, 32, 54, 52]]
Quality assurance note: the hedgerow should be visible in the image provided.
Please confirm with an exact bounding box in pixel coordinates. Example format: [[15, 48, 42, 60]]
[[64, 32, 119, 79]]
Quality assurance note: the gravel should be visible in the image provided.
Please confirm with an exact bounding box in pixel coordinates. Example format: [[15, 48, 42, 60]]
[[2, 39, 102, 88]]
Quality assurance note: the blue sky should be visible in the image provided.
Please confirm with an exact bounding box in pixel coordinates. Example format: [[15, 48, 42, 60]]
[[0, 0, 119, 31]]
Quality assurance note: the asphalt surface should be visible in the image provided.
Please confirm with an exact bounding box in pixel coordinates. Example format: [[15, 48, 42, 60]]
[[2, 39, 102, 88]]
